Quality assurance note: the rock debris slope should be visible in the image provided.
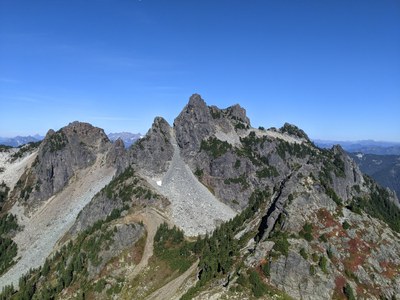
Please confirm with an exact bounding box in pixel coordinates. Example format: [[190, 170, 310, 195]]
[[0, 149, 38, 192], [147, 132, 236, 236], [0, 156, 115, 290], [0, 122, 117, 290], [130, 113, 236, 236]]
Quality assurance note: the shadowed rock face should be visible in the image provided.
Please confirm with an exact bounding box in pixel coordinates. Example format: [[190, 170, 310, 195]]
[[87, 223, 144, 279], [129, 116, 174, 175], [13, 121, 113, 207], [174, 94, 250, 159], [106, 138, 127, 172], [225, 103, 250, 127], [174, 94, 214, 158]]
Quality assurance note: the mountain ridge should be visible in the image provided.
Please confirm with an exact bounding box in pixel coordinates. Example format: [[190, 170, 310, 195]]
[[349, 152, 400, 199], [0, 135, 44, 148], [0, 94, 399, 299], [107, 132, 142, 148], [315, 139, 400, 155]]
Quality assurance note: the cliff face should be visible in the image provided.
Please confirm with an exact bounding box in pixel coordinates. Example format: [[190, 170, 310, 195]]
[[171, 94, 363, 212], [129, 116, 174, 175], [10, 121, 112, 208], [174, 94, 250, 159]]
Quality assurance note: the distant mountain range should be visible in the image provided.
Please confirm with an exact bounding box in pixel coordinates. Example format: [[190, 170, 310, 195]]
[[315, 140, 400, 198], [349, 152, 400, 198], [314, 139, 400, 155], [0, 132, 142, 148], [0, 135, 44, 147], [107, 132, 142, 148]]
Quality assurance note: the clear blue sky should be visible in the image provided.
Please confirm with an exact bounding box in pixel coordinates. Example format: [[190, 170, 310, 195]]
[[1, 0, 399, 141]]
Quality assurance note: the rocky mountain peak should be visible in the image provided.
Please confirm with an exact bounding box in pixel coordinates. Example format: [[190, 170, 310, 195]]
[[280, 122, 310, 141], [332, 144, 345, 154], [114, 138, 125, 148], [106, 138, 126, 169], [174, 95, 214, 157], [187, 93, 206, 107], [225, 103, 250, 127], [40, 121, 110, 154], [62, 121, 109, 150], [129, 116, 174, 174], [13, 122, 113, 208], [46, 129, 55, 136], [179, 93, 211, 124], [152, 116, 171, 133]]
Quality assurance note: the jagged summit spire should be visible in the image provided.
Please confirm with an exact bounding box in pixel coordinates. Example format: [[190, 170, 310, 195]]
[[152, 116, 171, 128], [225, 103, 250, 127], [176, 94, 211, 125], [188, 93, 206, 107]]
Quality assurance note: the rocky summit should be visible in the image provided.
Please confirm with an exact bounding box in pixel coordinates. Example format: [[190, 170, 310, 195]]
[[0, 94, 399, 300]]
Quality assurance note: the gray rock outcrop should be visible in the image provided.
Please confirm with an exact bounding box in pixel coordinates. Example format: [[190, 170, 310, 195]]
[[270, 251, 335, 300], [12, 121, 113, 209], [88, 223, 144, 278], [174, 94, 214, 158], [129, 117, 174, 175]]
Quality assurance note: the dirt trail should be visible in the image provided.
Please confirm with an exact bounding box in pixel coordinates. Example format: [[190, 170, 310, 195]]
[[123, 207, 170, 280], [256, 128, 305, 144], [146, 260, 199, 300], [0, 154, 115, 291]]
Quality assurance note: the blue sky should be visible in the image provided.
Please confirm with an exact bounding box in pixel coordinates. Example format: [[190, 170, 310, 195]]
[[0, 0, 399, 141]]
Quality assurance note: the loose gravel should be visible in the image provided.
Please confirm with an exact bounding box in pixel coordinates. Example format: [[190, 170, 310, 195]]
[[146, 135, 236, 236], [0, 154, 115, 290]]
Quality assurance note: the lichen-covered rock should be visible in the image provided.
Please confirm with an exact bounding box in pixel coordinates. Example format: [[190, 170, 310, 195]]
[[330, 145, 364, 203], [69, 192, 124, 235], [87, 223, 144, 278], [270, 251, 335, 300]]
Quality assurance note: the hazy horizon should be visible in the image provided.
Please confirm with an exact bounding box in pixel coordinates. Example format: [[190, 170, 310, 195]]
[[1, 120, 400, 145]]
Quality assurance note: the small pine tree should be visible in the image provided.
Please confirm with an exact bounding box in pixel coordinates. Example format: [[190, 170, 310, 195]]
[[261, 262, 270, 277], [249, 270, 267, 297], [344, 283, 356, 300], [41, 259, 50, 277], [319, 256, 328, 273]]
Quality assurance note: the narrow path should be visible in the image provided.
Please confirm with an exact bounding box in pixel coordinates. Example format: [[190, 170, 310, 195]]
[[146, 259, 199, 300], [123, 207, 170, 280]]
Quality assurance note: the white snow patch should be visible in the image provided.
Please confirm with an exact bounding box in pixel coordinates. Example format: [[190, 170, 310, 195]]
[[356, 153, 363, 159]]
